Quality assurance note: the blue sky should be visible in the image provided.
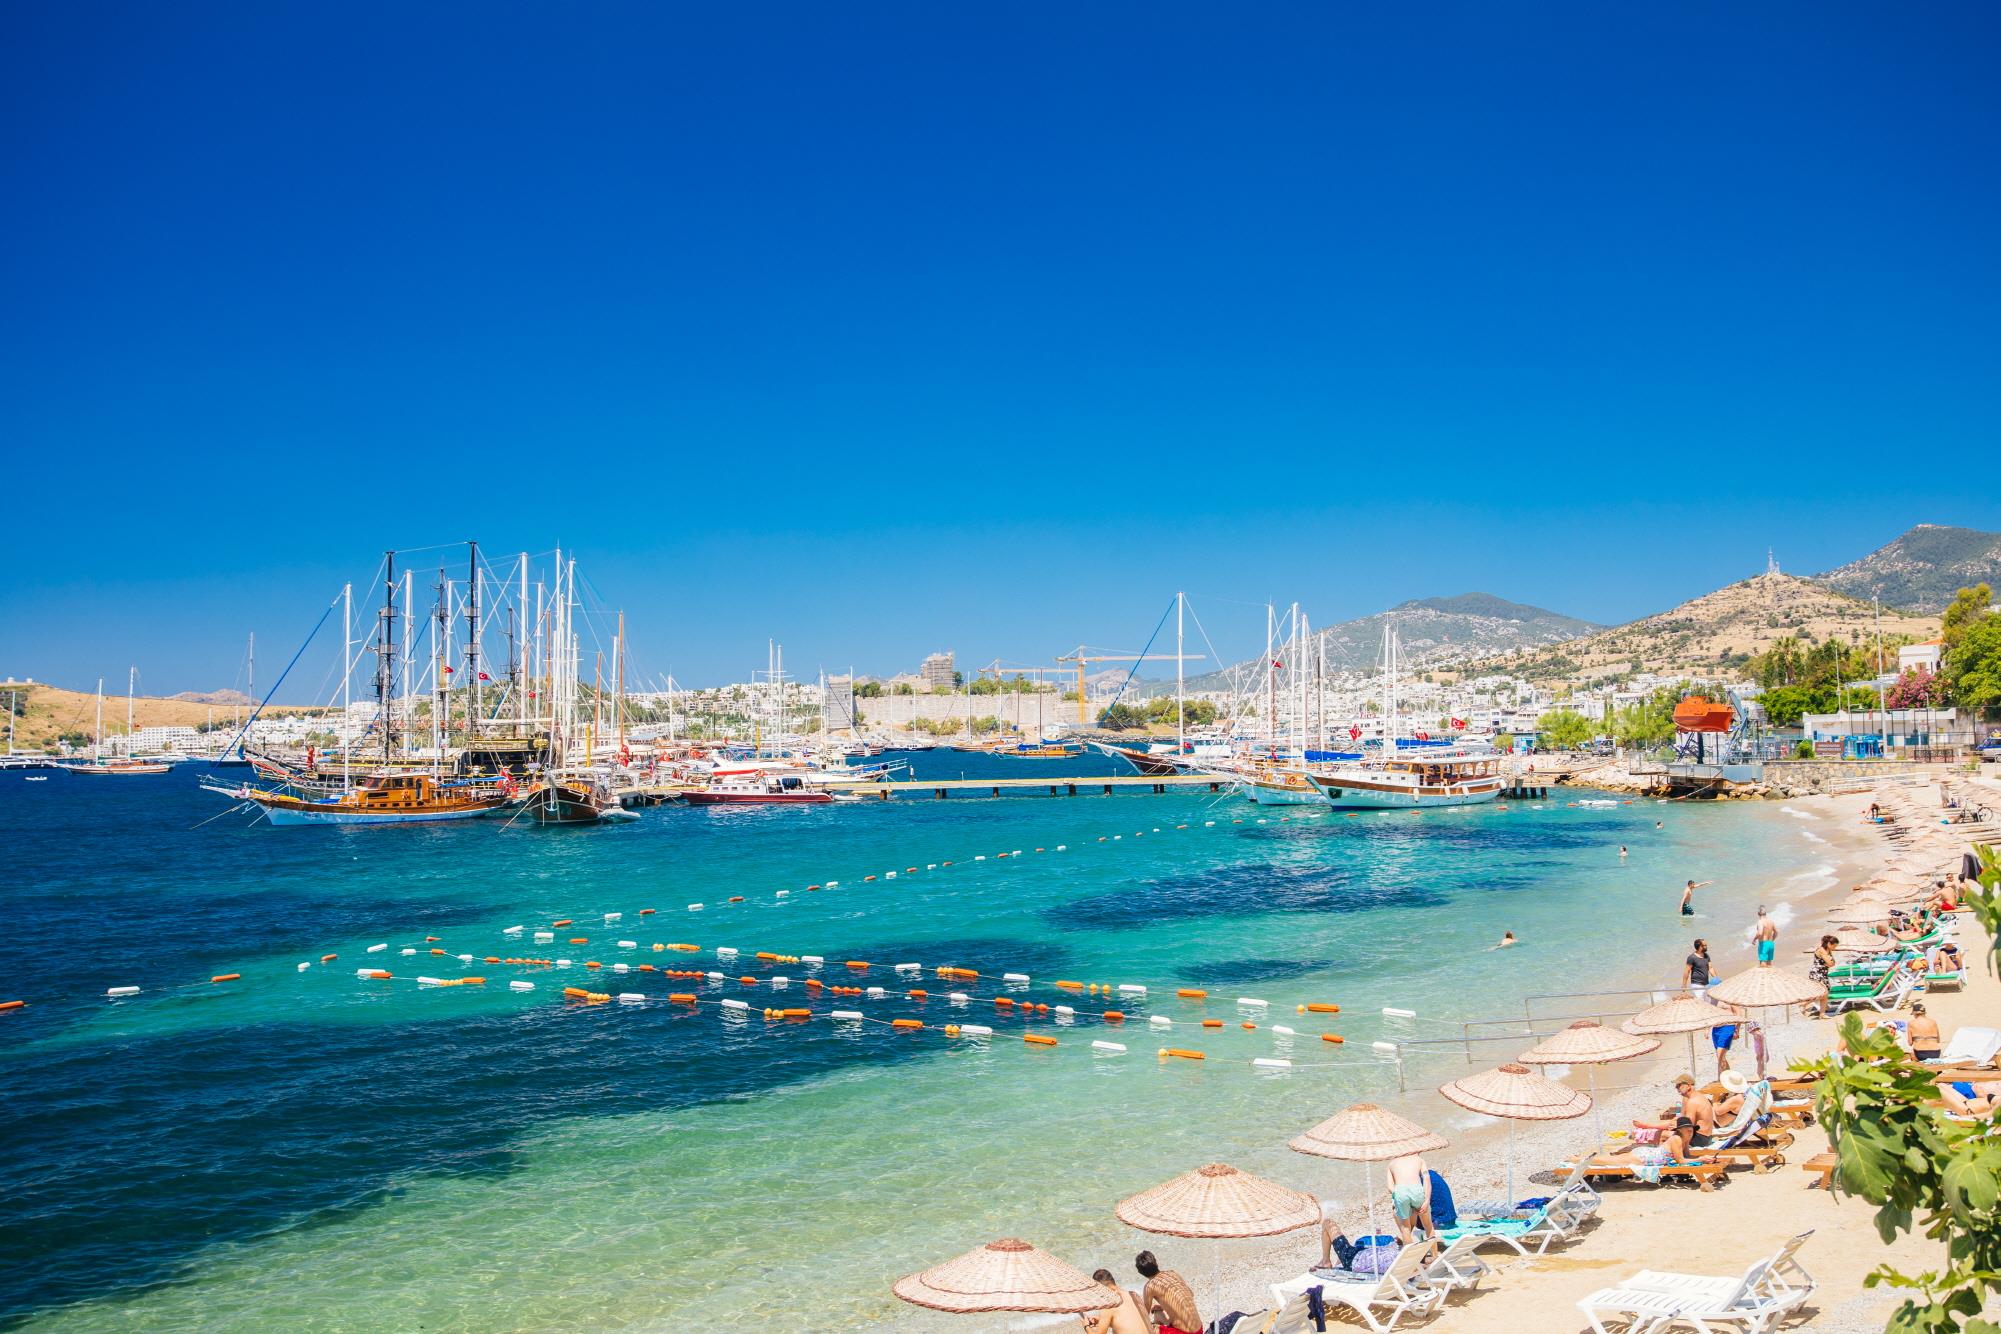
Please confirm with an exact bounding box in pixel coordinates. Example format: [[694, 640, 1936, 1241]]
[[3, 3, 1997, 695]]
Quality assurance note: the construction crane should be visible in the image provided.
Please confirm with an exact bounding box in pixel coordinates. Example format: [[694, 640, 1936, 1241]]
[[1055, 648, 1205, 727]]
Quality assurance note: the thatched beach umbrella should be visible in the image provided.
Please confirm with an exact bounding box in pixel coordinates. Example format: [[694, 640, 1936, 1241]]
[[1707, 967, 1825, 1010], [1518, 1021, 1660, 1142], [1826, 900, 1898, 925], [1438, 1063, 1590, 1208], [893, 1238, 1118, 1329], [1624, 995, 1735, 1086], [1289, 1103, 1448, 1245], [1116, 1163, 1319, 1320]]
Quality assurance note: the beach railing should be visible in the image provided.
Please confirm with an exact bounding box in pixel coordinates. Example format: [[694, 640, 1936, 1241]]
[[1380, 987, 1682, 1084]]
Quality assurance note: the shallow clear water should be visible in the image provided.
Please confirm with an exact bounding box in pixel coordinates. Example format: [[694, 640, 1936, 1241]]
[[0, 757, 1810, 1330]]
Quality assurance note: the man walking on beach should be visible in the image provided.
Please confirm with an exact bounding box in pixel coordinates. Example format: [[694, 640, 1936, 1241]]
[[1682, 938, 1712, 992], [1753, 905, 1778, 966], [1135, 1251, 1202, 1334]]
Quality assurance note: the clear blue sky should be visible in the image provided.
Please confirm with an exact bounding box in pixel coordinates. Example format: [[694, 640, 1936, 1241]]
[[3, 3, 1997, 694]]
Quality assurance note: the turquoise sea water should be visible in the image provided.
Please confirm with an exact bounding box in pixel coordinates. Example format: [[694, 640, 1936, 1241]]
[[0, 757, 1817, 1330]]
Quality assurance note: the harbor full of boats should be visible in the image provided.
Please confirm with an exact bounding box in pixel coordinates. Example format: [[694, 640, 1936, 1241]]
[[26, 547, 1510, 824]]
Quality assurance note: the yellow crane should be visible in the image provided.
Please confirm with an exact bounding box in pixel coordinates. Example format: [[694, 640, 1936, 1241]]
[[1055, 648, 1205, 727]]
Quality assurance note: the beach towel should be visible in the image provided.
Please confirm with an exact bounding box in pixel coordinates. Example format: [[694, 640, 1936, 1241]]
[[1428, 1169, 1457, 1229]]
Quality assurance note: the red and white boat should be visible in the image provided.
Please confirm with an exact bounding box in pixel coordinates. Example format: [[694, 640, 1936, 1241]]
[[683, 774, 840, 805]]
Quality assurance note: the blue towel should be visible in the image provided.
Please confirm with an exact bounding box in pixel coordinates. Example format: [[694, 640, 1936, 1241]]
[[1428, 1169, 1458, 1229]]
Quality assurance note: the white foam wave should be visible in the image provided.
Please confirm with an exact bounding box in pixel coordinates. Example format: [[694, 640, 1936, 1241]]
[[1800, 830, 1828, 845], [1781, 807, 1818, 821]]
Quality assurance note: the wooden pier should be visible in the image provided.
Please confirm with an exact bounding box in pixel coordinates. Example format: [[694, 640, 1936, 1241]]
[[851, 774, 1228, 800]]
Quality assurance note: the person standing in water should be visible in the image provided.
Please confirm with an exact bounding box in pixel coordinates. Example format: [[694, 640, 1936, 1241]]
[[1680, 879, 1712, 916], [1753, 905, 1778, 966]]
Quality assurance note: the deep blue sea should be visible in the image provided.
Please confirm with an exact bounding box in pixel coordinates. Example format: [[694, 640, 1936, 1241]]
[[0, 753, 1825, 1330]]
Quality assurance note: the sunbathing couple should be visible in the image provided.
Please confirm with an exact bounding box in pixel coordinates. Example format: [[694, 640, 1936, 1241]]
[[1596, 1071, 1747, 1167], [1081, 1252, 1200, 1334]]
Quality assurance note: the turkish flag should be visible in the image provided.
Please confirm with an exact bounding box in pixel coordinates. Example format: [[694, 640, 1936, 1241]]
[[443, 666, 455, 674], [477, 672, 491, 682], [1417, 731, 1430, 741], [1348, 726, 1362, 740], [1451, 717, 1466, 729]]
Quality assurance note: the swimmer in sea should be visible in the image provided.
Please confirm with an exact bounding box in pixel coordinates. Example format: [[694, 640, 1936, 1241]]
[[1620, 845, 1629, 858], [1496, 931, 1517, 948], [1655, 820, 1663, 829]]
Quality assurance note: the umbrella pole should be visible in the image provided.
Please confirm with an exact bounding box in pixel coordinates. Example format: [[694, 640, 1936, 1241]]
[[1506, 1119, 1516, 1208], [1588, 1067, 1601, 1144]]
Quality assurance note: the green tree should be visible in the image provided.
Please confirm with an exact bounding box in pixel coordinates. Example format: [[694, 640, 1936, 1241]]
[[1494, 733, 1515, 754], [1099, 703, 1146, 731], [1612, 687, 1680, 749], [58, 729, 89, 750], [1941, 583, 1993, 651], [967, 677, 1001, 696], [1945, 614, 2001, 717], [893, 682, 914, 696], [1537, 708, 1592, 750], [854, 681, 885, 699], [1800, 839, 2000, 1334]]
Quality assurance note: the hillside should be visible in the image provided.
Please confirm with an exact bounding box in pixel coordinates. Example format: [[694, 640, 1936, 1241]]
[[0, 680, 309, 752], [1478, 573, 1938, 685], [1817, 524, 2001, 612], [1174, 592, 1598, 694]]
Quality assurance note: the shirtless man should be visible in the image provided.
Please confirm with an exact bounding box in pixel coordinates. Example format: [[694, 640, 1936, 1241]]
[[1753, 905, 1778, 966], [1680, 880, 1712, 916], [1081, 1270, 1148, 1334], [1135, 1251, 1202, 1334], [1386, 1151, 1433, 1243]]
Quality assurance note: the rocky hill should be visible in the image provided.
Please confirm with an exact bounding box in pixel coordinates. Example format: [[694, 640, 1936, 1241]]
[[1476, 573, 1937, 685], [170, 688, 255, 706], [1816, 524, 2001, 613], [0, 681, 307, 752], [1176, 593, 1598, 693]]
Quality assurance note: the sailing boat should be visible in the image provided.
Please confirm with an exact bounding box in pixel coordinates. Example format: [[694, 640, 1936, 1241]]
[[1237, 606, 1331, 805], [1304, 626, 1503, 809], [214, 634, 254, 766], [515, 549, 619, 825], [62, 673, 171, 775], [209, 553, 513, 823]]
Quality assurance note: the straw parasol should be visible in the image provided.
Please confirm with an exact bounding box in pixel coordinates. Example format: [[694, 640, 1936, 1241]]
[[1289, 1103, 1448, 1245], [1624, 994, 1734, 1074], [1117, 1164, 1319, 1322], [893, 1238, 1118, 1325], [1706, 967, 1826, 1010], [1438, 1064, 1591, 1208], [1518, 1021, 1661, 1142], [1826, 900, 1899, 924]]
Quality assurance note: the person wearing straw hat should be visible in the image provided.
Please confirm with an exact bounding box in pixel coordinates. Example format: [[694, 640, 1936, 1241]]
[[1134, 1252, 1201, 1334]]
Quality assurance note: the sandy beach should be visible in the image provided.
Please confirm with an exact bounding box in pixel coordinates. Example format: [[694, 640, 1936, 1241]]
[[994, 777, 1994, 1334]]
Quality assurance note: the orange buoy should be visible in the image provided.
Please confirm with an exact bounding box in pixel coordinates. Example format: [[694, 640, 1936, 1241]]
[[728, 896, 744, 903], [669, 993, 697, 1003], [1103, 1010, 1126, 1022], [994, 997, 1016, 1008], [1054, 980, 1084, 991], [563, 987, 592, 998], [1201, 1018, 1224, 1028], [1024, 1034, 1058, 1047], [1176, 989, 1208, 999], [1159, 1048, 1205, 1061], [1034, 1003, 1049, 1013], [0, 1001, 25, 1011], [551, 920, 572, 928], [638, 964, 656, 972], [755, 951, 780, 961], [845, 961, 870, 971], [321, 954, 337, 963], [210, 973, 241, 983], [484, 956, 501, 964], [1299, 1003, 1341, 1014], [863, 875, 877, 882], [425, 936, 441, 942], [739, 976, 757, 985], [586, 961, 603, 970], [669, 943, 699, 952], [781, 1008, 811, 1019], [1321, 1033, 1344, 1044], [906, 867, 918, 873], [1242, 1022, 1257, 1030], [461, 977, 485, 985], [891, 1018, 924, 1030], [907, 989, 928, 1000], [640, 908, 656, 915], [568, 937, 588, 945]]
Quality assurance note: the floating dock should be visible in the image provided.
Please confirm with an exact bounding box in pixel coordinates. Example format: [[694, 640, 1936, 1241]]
[[851, 775, 1227, 800]]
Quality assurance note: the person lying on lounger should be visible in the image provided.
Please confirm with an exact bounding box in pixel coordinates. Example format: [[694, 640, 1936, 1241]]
[[1603, 1117, 1721, 1165], [1942, 1081, 2001, 1117]]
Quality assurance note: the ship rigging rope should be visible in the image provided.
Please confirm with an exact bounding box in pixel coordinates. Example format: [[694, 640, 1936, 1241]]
[[215, 595, 339, 761], [1096, 596, 1178, 726]]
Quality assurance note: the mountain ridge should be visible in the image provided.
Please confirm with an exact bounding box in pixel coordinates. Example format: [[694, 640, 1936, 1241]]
[[1816, 524, 2001, 613]]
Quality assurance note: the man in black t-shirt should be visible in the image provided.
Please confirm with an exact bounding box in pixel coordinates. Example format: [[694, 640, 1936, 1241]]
[[1682, 938, 1712, 990]]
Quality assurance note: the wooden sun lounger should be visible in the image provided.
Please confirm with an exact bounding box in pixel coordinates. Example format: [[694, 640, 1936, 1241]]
[[1801, 1152, 1837, 1190], [1560, 1156, 1729, 1191]]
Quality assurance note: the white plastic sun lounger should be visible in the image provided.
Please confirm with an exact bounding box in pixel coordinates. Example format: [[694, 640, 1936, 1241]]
[[1410, 1234, 1492, 1296], [1925, 1026, 2001, 1069], [1577, 1233, 1815, 1334]]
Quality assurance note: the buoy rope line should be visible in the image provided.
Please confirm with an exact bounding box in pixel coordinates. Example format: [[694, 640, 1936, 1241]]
[[1, 797, 1625, 1031]]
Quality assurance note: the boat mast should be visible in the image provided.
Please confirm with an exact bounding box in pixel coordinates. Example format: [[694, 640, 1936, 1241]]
[[376, 550, 396, 764], [342, 582, 352, 789], [466, 541, 480, 749], [1176, 590, 1185, 756], [430, 576, 443, 769], [1295, 610, 1308, 762], [127, 665, 135, 745], [516, 552, 529, 739], [95, 678, 103, 762], [615, 610, 626, 755], [400, 569, 413, 757], [1263, 603, 1275, 755]]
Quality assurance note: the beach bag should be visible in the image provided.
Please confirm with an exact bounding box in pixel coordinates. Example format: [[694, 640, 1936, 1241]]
[[1348, 1241, 1400, 1276]]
